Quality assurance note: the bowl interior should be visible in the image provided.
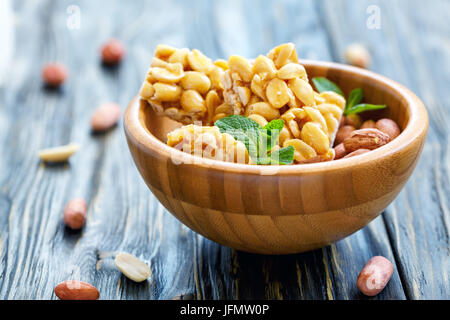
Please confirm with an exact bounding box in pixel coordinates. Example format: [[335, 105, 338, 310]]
[[139, 61, 412, 145]]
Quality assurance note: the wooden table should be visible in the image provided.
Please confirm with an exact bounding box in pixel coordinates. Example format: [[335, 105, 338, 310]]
[[0, 0, 448, 300]]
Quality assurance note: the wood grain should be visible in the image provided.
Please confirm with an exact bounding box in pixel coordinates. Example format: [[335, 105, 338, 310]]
[[0, 0, 447, 299]]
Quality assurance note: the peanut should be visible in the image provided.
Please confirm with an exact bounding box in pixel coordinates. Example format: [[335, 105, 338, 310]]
[[90, 103, 122, 132], [114, 252, 152, 282], [42, 63, 68, 87], [333, 143, 347, 160], [344, 114, 362, 129], [63, 198, 87, 230], [376, 118, 400, 141], [361, 119, 376, 129], [343, 148, 371, 158], [38, 143, 79, 162], [345, 43, 371, 69], [101, 39, 126, 65], [343, 128, 390, 153], [54, 280, 99, 300], [266, 78, 290, 109], [357, 256, 393, 296], [335, 125, 355, 145]]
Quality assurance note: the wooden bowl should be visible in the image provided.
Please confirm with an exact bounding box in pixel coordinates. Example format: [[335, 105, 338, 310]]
[[124, 60, 428, 254]]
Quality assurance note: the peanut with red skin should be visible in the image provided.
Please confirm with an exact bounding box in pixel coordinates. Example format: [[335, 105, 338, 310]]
[[357, 256, 393, 296], [42, 63, 68, 87], [54, 280, 99, 300], [101, 39, 126, 65], [335, 125, 355, 145], [376, 118, 401, 141], [90, 103, 122, 132], [63, 198, 87, 229], [344, 128, 390, 153], [344, 114, 362, 129], [333, 143, 347, 159], [361, 120, 376, 129], [343, 148, 370, 158]]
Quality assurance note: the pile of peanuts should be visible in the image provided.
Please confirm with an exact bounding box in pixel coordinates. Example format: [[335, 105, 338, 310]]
[[141, 43, 346, 164], [167, 125, 250, 164], [333, 116, 401, 159]]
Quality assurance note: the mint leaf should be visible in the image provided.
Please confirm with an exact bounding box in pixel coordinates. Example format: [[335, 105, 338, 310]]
[[214, 115, 262, 132], [215, 116, 294, 165], [344, 88, 363, 115], [312, 77, 344, 96], [215, 115, 262, 158], [345, 103, 386, 115], [257, 146, 295, 165], [263, 119, 284, 152], [263, 119, 284, 131]]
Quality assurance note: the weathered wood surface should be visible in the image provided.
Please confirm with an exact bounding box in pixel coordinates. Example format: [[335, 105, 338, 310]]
[[0, 0, 448, 300]]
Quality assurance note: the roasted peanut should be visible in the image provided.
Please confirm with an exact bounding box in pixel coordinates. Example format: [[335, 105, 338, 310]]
[[283, 139, 317, 162], [42, 63, 68, 87], [228, 55, 253, 82], [343, 148, 371, 158], [54, 280, 99, 300], [376, 118, 400, 140], [357, 256, 393, 296], [38, 143, 79, 163], [345, 43, 371, 68], [253, 55, 277, 79], [180, 90, 206, 114], [361, 119, 376, 129], [333, 143, 347, 159], [335, 125, 355, 145], [101, 39, 126, 65], [277, 63, 306, 80], [343, 128, 390, 153], [266, 78, 290, 109], [90, 103, 122, 132], [288, 78, 314, 106], [153, 83, 182, 102], [181, 71, 211, 94], [187, 49, 213, 73], [300, 122, 330, 155], [63, 198, 87, 230], [344, 114, 362, 128], [247, 102, 280, 121]]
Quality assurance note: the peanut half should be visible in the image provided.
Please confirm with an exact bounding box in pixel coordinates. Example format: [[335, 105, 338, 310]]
[[54, 280, 99, 300], [114, 252, 152, 282], [38, 143, 79, 162], [343, 128, 390, 153]]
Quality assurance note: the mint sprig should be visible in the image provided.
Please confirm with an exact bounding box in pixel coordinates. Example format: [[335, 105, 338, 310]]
[[214, 115, 294, 165], [312, 77, 344, 96], [312, 77, 386, 115]]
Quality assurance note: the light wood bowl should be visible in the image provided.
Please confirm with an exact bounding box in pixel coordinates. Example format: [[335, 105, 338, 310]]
[[124, 60, 428, 254]]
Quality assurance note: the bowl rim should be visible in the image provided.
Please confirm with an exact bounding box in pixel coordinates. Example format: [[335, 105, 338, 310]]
[[125, 60, 428, 175]]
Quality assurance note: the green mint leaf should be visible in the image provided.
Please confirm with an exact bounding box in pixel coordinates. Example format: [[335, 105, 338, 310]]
[[215, 115, 262, 158], [345, 103, 386, 115], [263, 119, 284, 131], [214, 115, 262, 132], [257, 146, 295, 165], [312, 77, 344, 96], [345, 88, 364, 114], [263, 119, 285, 152], [270, 146, 295, 164]]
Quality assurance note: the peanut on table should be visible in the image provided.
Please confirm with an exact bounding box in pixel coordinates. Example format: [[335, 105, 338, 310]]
[[140, 43, 346, 164]]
